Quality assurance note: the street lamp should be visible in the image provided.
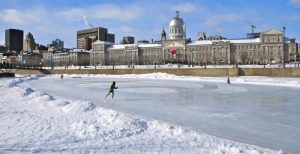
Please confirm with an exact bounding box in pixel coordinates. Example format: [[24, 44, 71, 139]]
[[189, 50, 192, 67], [192, 50, 195, 67], [295, 52, 297, 68], [263, 48, 266, 68]]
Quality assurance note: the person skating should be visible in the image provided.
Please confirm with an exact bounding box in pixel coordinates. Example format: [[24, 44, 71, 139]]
[[227, 77, 231, 85], [61, 75, 64, 80], [105, 81, 118, 99]]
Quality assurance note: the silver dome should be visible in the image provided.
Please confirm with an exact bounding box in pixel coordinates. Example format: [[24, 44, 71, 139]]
[[169, 11, 186, 40], [169, 15, 184, 27]]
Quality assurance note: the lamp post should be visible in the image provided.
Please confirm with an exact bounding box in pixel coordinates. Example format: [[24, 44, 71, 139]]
[[283, 26, 286, 68], [263, 48, 266, 68], [51, 56, 54, 70], [204, 52, 207, 69], [189, 50, 193, 67], [295, 52, 297, 68], [192, 50, 195, 67], [131, 51, 134, 69]]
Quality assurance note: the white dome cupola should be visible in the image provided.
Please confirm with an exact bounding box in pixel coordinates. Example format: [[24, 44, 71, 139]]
[[169, 11, 186, 40]]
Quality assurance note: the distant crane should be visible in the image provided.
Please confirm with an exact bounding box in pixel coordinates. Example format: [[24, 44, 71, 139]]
[[251, 25, 256, 34]]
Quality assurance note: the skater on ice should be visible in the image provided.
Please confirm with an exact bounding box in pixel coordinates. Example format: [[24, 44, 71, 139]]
[[227, 77, 231, 85], [105, 81, 118, 99], [61, 75, 64, 80]]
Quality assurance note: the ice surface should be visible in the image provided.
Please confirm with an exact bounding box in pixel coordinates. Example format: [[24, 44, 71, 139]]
[[2, 73, 299, 153]]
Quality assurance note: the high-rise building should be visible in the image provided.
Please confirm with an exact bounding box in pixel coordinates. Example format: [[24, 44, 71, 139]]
[[23, 32, 36, 52], [5, 29, 24, 53], [122, 36, 134, 44], [77, 27, 115, 50], [52, 39, 64, 50]]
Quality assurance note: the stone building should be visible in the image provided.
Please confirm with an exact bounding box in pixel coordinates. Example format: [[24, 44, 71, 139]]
[[41, 51, 53, 66], [52, 52, 69, 66], [287, 38, 298, 63], [23, 32, 37, 52], [21, 52, 42, 67], [69, 49, 90, 66], [41, 49, 90, 67], [5, 55, 19, 65], [89, 11, 298, 66], [90, 40, 113, 66]]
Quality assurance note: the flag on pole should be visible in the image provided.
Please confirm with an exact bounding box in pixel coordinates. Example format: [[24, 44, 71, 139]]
[[169, 49, 177, 54]]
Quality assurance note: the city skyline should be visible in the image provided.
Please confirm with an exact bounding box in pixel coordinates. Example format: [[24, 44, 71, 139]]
[[0, 0, 300, 48]]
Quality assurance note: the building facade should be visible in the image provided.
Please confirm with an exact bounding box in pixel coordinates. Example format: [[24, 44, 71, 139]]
[[77, 27, 115, 50], [41, 51, 53, 66], [21, 52, 42, 67], [69, 49, 90, 66], [89, 11, 298, 66], [23, 32, 36, 52], [52, 52, 69, 66], [5, 29, 24, 53]]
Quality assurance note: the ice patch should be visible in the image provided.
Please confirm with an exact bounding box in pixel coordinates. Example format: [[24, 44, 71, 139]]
[[119, 87, 178, 94], [208, 113, 239, 118], [215, 85, 248, 93]]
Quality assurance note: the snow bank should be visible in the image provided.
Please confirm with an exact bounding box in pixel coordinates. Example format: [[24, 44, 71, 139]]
[[0, 77, 282, 153]]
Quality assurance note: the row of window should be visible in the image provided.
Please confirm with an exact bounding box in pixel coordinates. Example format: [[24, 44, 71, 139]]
[[169, 27, 184, 34], [236, 44, 260, 50], [93, 45, 105, 51], [236, 51, 282, 56], [263, 37, 282, 43]]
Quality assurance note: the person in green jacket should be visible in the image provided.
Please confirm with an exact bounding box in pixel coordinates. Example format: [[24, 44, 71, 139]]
[[105, 81, 118, 99]]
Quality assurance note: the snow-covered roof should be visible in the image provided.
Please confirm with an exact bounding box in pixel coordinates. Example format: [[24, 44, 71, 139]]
[[108, 44, 136, 50], [187, 38, 261, 46], [109, 44, 126, 50], [92, 40, 114, 45], [70, 48, 89, 53], [107, 43, 162, 50], [187, 40, 213, 45], [227, 38, 261, 43], [138, 43, 161, 48]]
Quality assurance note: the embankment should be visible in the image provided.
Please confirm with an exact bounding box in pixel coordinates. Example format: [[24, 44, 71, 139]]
[[11, 68, 300, 77]]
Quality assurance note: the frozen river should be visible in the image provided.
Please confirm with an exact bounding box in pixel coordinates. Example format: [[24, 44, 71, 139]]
[[29, 75, 300, 153]]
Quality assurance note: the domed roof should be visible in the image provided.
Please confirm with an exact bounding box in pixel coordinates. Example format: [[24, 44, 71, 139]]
[[169, 11, 185, 27]]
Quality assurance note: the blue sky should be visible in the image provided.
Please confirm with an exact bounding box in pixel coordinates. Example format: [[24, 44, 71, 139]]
[[0, 0, 300, 48]]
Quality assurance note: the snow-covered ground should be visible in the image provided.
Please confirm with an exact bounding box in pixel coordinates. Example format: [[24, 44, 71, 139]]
[[2, 74, 300, 153]]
